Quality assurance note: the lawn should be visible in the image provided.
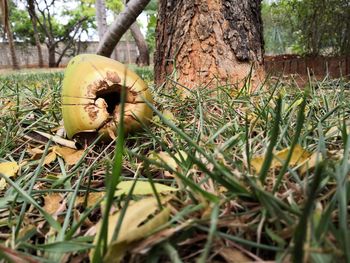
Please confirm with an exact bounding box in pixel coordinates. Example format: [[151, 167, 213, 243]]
[[0, 69, 349, 262]]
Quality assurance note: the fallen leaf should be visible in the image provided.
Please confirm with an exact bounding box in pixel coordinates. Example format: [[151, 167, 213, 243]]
[[299, 152, 323, 174], [44, 151, 57, 165], [0, 162, 19, 190], [115, 181, 177, 196], [325, 122, 350, 138], [27, 147, 56, 166], [0, 162, 19, 177], [43, 194, 63, 215], [162, 110, 175, 121], [17, 225, 36, 241], [27, 146, 44, 160], [149, 151, 188, 176], [218, 247, 252, 263], [131, 222, 189, 254], [91, 197, 170, 263], [0, 100, 16, 116], [251, 145, 310, 172], [0, 179, 7, 191], [54, 146, 85, 165], [75, 192, 105, 208]]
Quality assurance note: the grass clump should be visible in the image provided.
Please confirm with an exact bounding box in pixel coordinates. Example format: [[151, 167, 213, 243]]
[[0, 70, 349, 262]]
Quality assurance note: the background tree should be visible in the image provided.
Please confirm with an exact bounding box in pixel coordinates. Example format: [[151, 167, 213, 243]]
[[262, 1, 297, 55], [105, 0, 150, 65], [126, 0, 149, 65], [262, 0, 350, 56], [129, 20, 149, 65], [96, 0, 150, 59], [0, 0, 19, 69], [154, 0, 265, 89], [95, 0, 108, 41], [30, 0, 95, 67], [144, 0, 157, 53], [27, 0, 44, 67]]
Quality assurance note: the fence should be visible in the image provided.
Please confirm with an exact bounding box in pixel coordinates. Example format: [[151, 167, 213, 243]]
[[0, 41, 139, 69], [265, 55, 350, 78]]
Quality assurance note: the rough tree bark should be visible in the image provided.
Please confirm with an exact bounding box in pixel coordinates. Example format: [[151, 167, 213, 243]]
[[0, 0, 19, 69], [47, 41, 56, 68], [155, 0, 265, 90], [27, 0, 44, 67], [130, 22, 150, 66], [96, 0, 150, 57]]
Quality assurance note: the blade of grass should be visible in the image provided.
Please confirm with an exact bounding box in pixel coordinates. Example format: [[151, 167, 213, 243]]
[[91, 68, 127, 262], [335, 127, 350, 263], [0, 174, 61, 231], [143, 99, 248, 195], [259, 96, 282, 183], [14, 140, 55, 239], [130, 150, 219, 203], [197, 225, 284, 252], [162, 241, 183, 263], [273, 96, 306, 192], [56, 168, 86, 241], [293, 161, 325, 263], [196, 204, 219, 263]]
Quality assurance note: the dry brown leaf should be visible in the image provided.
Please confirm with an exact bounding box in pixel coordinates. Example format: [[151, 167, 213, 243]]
[[44, 151, 57, 165], [43, 194, 63, 215], [54, 146, 85, 165], [17, 225, 36, 241], [75, 192, 105, 208], [131, 223, 189, 254], [218, 247, 252, 263], [27, 146, 44, 160], [299, 152, 323, 174], [0, 162, 20, 190], [27, 147, 57, 166], [251, 144, 310, 172], [148, 151, 188, 177], [0, 100, 16, 116]]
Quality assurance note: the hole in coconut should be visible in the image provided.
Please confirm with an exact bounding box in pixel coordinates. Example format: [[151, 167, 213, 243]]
[[95, 84, 121, 115]]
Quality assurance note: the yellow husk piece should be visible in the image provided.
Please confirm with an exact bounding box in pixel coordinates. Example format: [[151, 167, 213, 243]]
[[61, 54, 153, 140]]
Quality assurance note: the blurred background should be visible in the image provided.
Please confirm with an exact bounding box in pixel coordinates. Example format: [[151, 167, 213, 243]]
[[1, 0, 349, 77]]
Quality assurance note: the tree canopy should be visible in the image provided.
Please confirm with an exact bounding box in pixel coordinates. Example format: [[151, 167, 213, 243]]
[[263, 0, 350, 56]]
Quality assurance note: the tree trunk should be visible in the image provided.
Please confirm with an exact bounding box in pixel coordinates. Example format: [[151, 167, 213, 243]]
[[47, 43, 56, 67], [96, 0, 150, 57], [95, 0, 108, 41], [6, 25, 19, 70], [1, 0, 19, 69], [130, 22, 150, 66], [27, 0, 44, 67], [155, 0, 265, 90]]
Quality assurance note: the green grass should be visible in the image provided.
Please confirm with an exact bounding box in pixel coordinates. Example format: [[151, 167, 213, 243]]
[[0, 69, 349, 262]]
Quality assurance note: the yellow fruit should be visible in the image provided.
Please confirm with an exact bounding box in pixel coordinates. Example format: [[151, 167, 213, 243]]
[[61, 54, 153, 140]]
